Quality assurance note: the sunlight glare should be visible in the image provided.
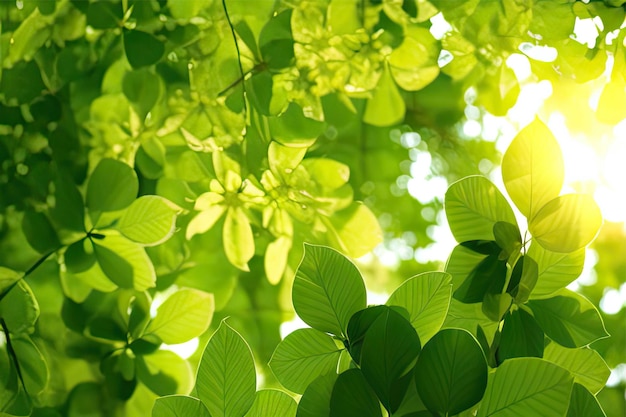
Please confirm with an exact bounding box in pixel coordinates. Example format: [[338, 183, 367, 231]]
[[162, 338, 200, 360]]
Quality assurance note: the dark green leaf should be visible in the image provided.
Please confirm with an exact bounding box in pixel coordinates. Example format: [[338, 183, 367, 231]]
[[86, 159, 138, 214], [329, 369, 382, 417], [21, 210, 60, 254], [454, 254, 507, 303], [414, 328, 487, 416], [297, 373, 337, 417], [346, 305, 388, 364], [567, 383, 606, 417], [259, 9, 294, 70], [86, 1, 123, 29], [124, 30, 165, 69], [360, 307, 421, 412], [528, 290, 609, 348], [123, 69, 161, 119], [50, 174, 85, 231], [64, 239, 96, 274], [496, 308, 544, 364]]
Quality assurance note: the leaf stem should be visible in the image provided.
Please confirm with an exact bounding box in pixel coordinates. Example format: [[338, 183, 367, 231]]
[[221, 0, 248, 116], [0, 250, 55, 303]]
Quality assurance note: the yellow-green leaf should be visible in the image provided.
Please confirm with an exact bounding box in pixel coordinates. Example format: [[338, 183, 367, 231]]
[[529, 194, 602, 253], [502, 119, 564, 219], [389, 26, 440, 91], [363, 65, 405, 127], [223, 206, 255, 271], [145, 289, 214, 345], [117, 196, 178, 246]]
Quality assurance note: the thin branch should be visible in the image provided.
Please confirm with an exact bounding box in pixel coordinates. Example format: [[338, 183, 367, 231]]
[[0, 250, 55, 304], [1, 318, 28, 397], [221, 0, 248, 116]]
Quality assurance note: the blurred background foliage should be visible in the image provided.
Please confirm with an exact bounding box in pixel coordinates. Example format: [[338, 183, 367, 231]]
[[0, 0, 626, 415]]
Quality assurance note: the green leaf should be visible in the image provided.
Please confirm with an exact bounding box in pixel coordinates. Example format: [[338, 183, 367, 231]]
[[0, 267, 21, 294], [86, 1, 123, 29], [49, 174, 85, 231], [297, 373, 337, 417], [292, 244, 367, 337], [346, 305, 388, 365], [493, 221, 522, 257], [117, 196, 178, 246], [482, 292, 513, 322], [269, 103, 327, 147], [445, 176, 517, 243], [501, 118, 564, 219], [363, 65, 405, 127], [21, 210, 60, 254], [12, 334, 49, 396], [389, 26, 440, 91], [445, 244, 488, 290], [124, 30, 165, 69], [454, 254, 507, 303], [196, 321, 256, 417], [153, 395, 212, 417], [223, 206, 255, 271], [144, 289, 214, 345], [529, 194, 603, 253], [265, 236, 291, 285], [476, 63, 520, 116], [507, 255, 539, 304], [93, 233, 156, 290], [567, 383, 606, 417], [543, 343, 610, 395], [0, 281, 39, 335], [86, 159, 139, 214], [137, 350, 193, 396], [244, 390, 297, 417], [496, 308, 544, 364], [528, 244, 585, 299], [528, 289, 609, 348], [259, 9, 294, 70], [326, 202, 383, 258], [269, 328, 343, 394], [476, 358, 573, 417], [414, 328, 488, 416], [64, 238, 97, 274], [386, 272, 452, 344], [360, 307, 421, 412], [329, 369, 382, 417]]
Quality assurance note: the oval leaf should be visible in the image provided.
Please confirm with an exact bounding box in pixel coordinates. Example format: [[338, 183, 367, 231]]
[[527, 289, 609, 348], [244, 390, 297, 417], [144, 289, 214, 345], [0, 281, 39, 335], [86, 159, 139, 214], [117, 196, 177, 246], [528, 244, 585, 299], [477, 358, 573, 417], [329, 369, 382, 417], [544, 343, 610, 395], [414, 328, 488, 416], [297, 373, 337, 417], [360, 307, 421, 413], [12, 335, 49, 396], [269, 328, 343, 394], [363, 65, 405, 127], [93, 233, 156, 291], [153, 395, 211, 417], [21, 210, 60, 254], [502, 118, 564, 219], [445, 176, 518, 243], [292, 244, 366, 337], [223, 206, 255, 272], [196, 321, 256, 417], [529, 194, 602, 253], [124, 30, 165, 68], [386, 272, 452, 344]]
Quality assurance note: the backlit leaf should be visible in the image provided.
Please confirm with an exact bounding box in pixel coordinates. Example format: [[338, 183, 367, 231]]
[[544, 343, 610, 394], [196, 321, 256, 417], [244, 390, 297, 417], [476, 358, 573, 417], [567, 383, 606, 417], [386, 272, 452, 343], [223, 206, 255, 271], [86, 159, 138, 214], [270, 328, 342, 394], [528, 244, 585, 299], [0, 281, 39, 335], [529, 194, 603, 253], [501, 118, 564, 219], [152, 395, 211, 417], [117, 196, 178, 246], [445, 176, 517, 243], [292, 244, 366, 337], [363, 65, 405, 127], [145, 289, 214, 345]]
